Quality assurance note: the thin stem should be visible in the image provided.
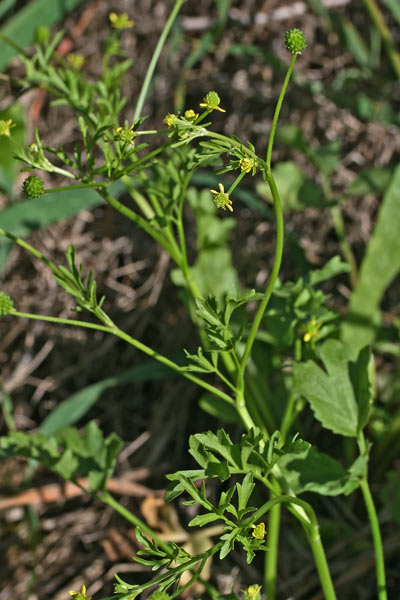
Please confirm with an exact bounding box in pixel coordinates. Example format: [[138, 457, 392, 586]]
[[134, 0, 185, 121], [244, 494, 336, 600], [305, 524, 337, 600], [8, 308, 235, 408], [43, 182, 108, 194], [100, 191, 181, 264], [0, 228, 60, 274], [99, 490, 171, 552], [358, 433, 387, 599], [10, 311, 114, 332], [237, 170, 284, 384], [110, 325, 235, 406], [265, 503, 281, 599], [266, 54, 297, 169]]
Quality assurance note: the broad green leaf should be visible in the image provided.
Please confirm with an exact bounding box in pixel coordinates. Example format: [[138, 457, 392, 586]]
[[276, 443, 359, 496], [293, 339, 359, 437], [341, 165, 400, 355]]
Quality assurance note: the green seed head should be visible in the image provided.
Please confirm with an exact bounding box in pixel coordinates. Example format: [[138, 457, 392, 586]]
[[22, 175, 44, 199], [0, 292, 14, 316], [148, 592, 171, 600], [285, 28, 307, 55]]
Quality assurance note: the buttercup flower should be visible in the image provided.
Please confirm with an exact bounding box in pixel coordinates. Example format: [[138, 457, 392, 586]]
[[109, 12, 134, 29], [115, 123, 137, 145], [240, 157, 254, 173], [303, 319, 322, 342], [199, 91, 225, 113], [69, 584, 92, 600], [243, 585, 262, 600], [184, 109, 199, 121], [210, 183, 233, 212], [66, 53, 85, 70], [163, 113, 178, 128], [251, 522, 266, 540], [0, 119, 16, 137]]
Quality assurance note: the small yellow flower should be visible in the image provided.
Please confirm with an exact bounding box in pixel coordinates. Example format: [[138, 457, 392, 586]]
[[66, 53, 85, 70], [69, 584, 92, 600], [243, 584, 262, 600], [199, 91, 225, 113], [210, 183, 233, 212], [109, 12, 135, 29], [184, 109, 199, 121], [239, 157, 254, 173], [251, 522, 266, 540], [163, 113, 178, 128], [0, 119, 16, 137], [303, 319, 322, 343], [115, 123, 137, 145]]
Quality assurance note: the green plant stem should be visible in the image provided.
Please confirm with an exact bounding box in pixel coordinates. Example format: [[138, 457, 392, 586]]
[[265, 502, 281, 599], [305, 524, 337, 600], [9, 309, 235, 407], [98, 490, 171, 552], [0, 228, 59, 273], [363, 0, 400, 81], [237, 170, 284, 383], [43, 182, 108, 194], [100, 190, 181, 264], [134, 0, 186, 121], [266, 54, 297, 169], [358, 433, 387, 600], [245, 495, 336, 600]]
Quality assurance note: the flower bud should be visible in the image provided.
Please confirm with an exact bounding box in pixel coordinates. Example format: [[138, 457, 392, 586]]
[[22, 175, 44, 199]]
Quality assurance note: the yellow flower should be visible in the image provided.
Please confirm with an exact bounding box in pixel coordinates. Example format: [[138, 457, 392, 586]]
[[243, 584, 262, 600], [210, 183, 233, 212], [251, 522, 266, 540], [66, 53, 85, 70], [0, 119, 16, 137], [239, 158, 254, 173], [199, 91, 225, 113], [303, 319, 322, 342], [115, 123, 137, 145], [184, 109, 199, 121], [109, 12, 134, 29], [163, 113, 178, 128], [69, 584, 92, 600]]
